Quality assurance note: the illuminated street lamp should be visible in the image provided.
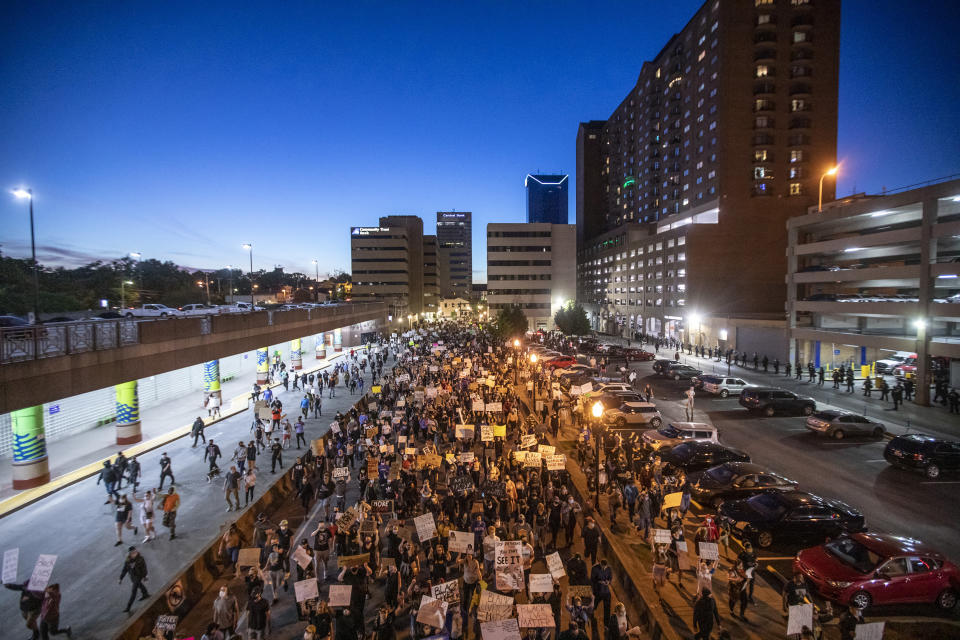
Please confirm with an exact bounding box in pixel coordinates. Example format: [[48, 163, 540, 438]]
[[11, 187, 39, 323], [242, 243, 254, 305], [591, 400, 605, 509], [818, 166, 839, 213], [226, 265, 234, 302]]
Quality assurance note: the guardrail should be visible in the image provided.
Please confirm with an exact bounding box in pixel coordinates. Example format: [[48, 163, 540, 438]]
[[0, 319, 140, 364]]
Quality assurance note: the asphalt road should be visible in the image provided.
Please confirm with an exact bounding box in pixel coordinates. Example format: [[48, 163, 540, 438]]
[[618, 358, 960, 561]]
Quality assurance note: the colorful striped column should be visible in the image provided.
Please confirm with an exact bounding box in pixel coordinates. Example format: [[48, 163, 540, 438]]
[[315, 333, 327, 360], [334, 327, 343, 352], [290, 338, 303, 370], [11, 405, 50, 489], [256, 347, 269, 384], [115, 380, 142, 444], [203, 359, 222, 406]]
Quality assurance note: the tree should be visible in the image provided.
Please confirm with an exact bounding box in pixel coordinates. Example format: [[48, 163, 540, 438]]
[[554, 303, 591, 336], [493, 305, 528, 340]]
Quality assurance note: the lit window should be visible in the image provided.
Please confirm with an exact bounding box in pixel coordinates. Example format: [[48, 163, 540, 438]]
[[789, 166, 804, 179], [755, 65, 769, 78], [754, 149, 768, 162], [757, 13, 771, 25], [789, 182, 802, 195], [793, 31, 807, 43], [790, 149, 804, 163], [698, 50, 706, 62]]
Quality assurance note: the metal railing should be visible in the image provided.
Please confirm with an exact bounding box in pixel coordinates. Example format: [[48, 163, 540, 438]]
[[1, 319, 141, 364]]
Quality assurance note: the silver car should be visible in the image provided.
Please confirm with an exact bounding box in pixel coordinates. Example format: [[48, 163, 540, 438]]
[[603, 402, 663, 428], [701, 376, 752, 398], [806, 410, 886, 439]]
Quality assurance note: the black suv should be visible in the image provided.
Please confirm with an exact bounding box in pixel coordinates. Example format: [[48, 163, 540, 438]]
[[652, 359, 679, 375], [663, 364, 703, 381], [656, 441, 751, 474], [884, 433, 960, 480], [739, 387, 816, 416]]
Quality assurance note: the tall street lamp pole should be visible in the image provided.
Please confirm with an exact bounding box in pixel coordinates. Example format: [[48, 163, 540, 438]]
[[11, 188, 39, 323], [818, 166, 839, 213], [312, 259, 319, 301], [121, 280, 133, 309], [242, 244, 254, 305], [591, 401, 605, 510], [226, 266, 234, 303]]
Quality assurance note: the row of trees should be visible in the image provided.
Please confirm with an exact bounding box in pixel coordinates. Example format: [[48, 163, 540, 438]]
[[0, 255, 352, 316], [491, 303, 591, 339]]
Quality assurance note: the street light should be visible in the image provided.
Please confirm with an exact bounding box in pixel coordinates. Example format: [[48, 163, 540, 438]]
[[312, 259, 319, 301], [226, 265, 234, 303], [129, 252, 142, 295], [11, 188, 40, 323], [818, 166, 839, 213], [242, 243, 254, 305], [120, 280, 133, 309], [687, 313, 702, 348], [591, 400, 605, 510]]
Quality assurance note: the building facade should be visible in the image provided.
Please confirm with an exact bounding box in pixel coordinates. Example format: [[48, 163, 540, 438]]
[[350, 215, 424, 317], [437, 211, 473, 299], [787, 177, 960, 405], [423, 235, 439, 316], [526, 174, 569, 224], [487, 223, 576, 331], [576, 0, 839, 338]]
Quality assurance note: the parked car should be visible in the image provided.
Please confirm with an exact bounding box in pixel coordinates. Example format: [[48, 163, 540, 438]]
[[691, 462, 797, 508], [179, 303, 221, 316], [0, 315, 29, 327], [662, 363, 702, 380], [739, 387, 816, 416], [641, 422, 718, 451], [722, 491, 864, 550], [656, 441, 750, 475], [595, 382, 635, 394], [624, 348, 656, 361], [652, 359, 679, 375], [602, 402, 663, 428], [544, 355, 577, 369], [806, 410, 886, 440], [794, 532, 959, 610], [884, 433, 960, 480], [697, 375, 753, 398], [124, 304, 182, 318], [230, 301, 263, 312], [95, 311, 124, 319], [876, 351, 913, 374]]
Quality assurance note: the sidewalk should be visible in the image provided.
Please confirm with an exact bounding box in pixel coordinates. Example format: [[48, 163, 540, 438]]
[[0, 345, 371, 639]]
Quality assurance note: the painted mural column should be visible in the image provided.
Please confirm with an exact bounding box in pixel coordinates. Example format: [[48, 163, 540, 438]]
[[11, 405, 50, 489], [334, 327, 343, 352], [115, 380, 142, 444], [256, 347, 269, 384], [315, 333, 327, 360], [290, 338, 303, 370], [203, 359, 222, 409]]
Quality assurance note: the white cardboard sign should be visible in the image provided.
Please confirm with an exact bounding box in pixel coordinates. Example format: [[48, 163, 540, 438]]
[[294, 578, 319, 602]]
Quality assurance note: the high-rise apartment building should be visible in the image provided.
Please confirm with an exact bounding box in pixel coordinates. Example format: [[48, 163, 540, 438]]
[[577, 0, 839, 338], [350, 215, 424, 317], [423, 235, 440, 315], [436, 211, 473, 298], [526, 174, 569, 224], [487, 223, 576, 331]]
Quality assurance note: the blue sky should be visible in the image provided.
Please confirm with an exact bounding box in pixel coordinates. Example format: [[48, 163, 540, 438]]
[[1, 1, 958, 282]]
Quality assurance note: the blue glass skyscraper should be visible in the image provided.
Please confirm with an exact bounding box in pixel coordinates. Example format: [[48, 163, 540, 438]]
[[525, 174, 568, 224]]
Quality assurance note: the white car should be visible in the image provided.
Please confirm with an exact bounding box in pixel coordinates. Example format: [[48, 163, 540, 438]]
[[229, 302, 263, 312], [602, 402, 663, 428], [642, 422, 719, 450], [700, 375, 752, 398], [179, 303, 220, 316], [124, 304, 181, 318], [595, 382, 635, 394]]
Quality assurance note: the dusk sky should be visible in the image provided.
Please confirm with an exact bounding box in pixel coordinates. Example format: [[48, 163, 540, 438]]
[[2, 1, 958, 282]]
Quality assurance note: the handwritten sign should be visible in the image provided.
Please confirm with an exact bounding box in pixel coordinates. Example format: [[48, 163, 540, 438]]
[[459, 451, 475, 464], [448, 530, 475, 554], [477, 590, 515, 622], [431, 578, 461, 604], [545, 454, 566, 471], [292, 546, 312, 569], [28, 554, 56, 591], [519, 435, 537, 449], [328, 584, 352, 607], [481, 618, 522, 640], [472, 400, 485, 412], [855, 622, 885, 640], [537, 444, 555, 456], [154, 615, 178, 632], [698, 542, 719, 560], [237, 547, 260, 569], [416, 595, 448, 629], [495, 541, 524, 591], [450, 476, 475, 493], [456, 424, 475, 439], [294, 578, 319, 603], [528, 573, 553, 593], [568, 585, 593, 601], [485, 402, 502, 413], [786, 603, 813, 636], [481, 425, 494, 442], [332, 466, 350, 480], [517, 604, 555, 628], [653, 529, 672, 544], [337, 553, 370, 569], [415, 512, 437, 542], [2, 548, 18, 584], [371, 499, 394, 514], [545, 552, 565, 580], [524, 451, 541, 468]]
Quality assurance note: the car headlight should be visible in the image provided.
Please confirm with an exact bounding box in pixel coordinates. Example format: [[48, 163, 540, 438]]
[[826, 580, 852, 589]]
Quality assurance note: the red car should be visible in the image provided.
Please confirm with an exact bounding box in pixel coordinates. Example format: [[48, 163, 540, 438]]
[[624, 348, 655, 361], [544, 355, 577, 369], [794, 532, 959, 611]]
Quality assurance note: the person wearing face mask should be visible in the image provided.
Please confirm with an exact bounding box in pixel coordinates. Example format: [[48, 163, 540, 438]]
[[591, 558, 613, 632], [311, 521, 333, 582], [562, 495, 581, 548], [582, 517, 601, 566], [212, 586, 239, 639], [245, 587, 271, 640]]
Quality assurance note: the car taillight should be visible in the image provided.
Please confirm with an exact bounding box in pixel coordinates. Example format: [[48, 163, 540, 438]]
[[913, 453, 925, 461]]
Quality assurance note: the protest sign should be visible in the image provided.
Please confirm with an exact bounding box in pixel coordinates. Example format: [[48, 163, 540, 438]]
[[414, 512, 437, 542], [333, 466, 350, 480], [698, 542, 719, 560], [416, 595, 448, 629], [568, 585, 593, 601], [292, 546, 312, 569], [477, 590, 515, 622], [371, 499, 394, 514], [337, 553, 370, 569], [545, 552, 565, 580], [371, 385, 382, 394], [456, 424, 475, 439], [154, 615, 178, 632], [663, 492, 683, 509], [519, 435, 537, 449], [516, 604, 555, 628], [855, 622, 885, 640], [653, 529, 672, 544], [524, 452, 541, 468], [294, 578, 319, 603], [258, 407, 272, 420], [448, 530, 475, 554], [328, 584, 352, 607], [481, 618, 522, 640], [431, 579, 461, 605], [460, 451, 476, 464], [493, 425, 507, 437], [528, 574, 553, 593], [450, 476, 475, 493], [485, 402, 502, 413], [579, 382, 593, 395], [513, 451, 527, 463], [480, 425, 494, 442], [28, 554, 56, 591], [237, 548, 260, 569], [2, 548, 18, 584], [495, 541, 524, 591], [537, 444, 555, 456], [336, 507, 360, 530], [545, 454, 566, 471], [472, 400, 485, 412], [483, 481, 506, 498], [787, 603, 813, 637]]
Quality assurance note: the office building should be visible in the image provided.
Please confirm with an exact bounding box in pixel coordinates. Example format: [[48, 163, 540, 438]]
[[577, 0, 840, 338], [436, 211, 473, 298], [786, 177, 960, 405], [350, 215, 424, 317], [423, 235, 440, 316], [487, 223, 576, 331], [526, 174, 569, 224]]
